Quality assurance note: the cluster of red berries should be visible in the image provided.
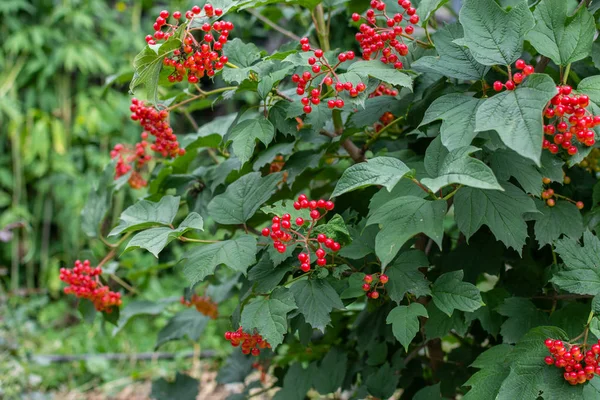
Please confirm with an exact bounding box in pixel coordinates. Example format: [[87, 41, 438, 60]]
[[224, 327, 270, 356], [369, 83, 399, 98], [544, 338, 600, 385], [351, 0, 420, 69], [130, 98, 184, 158], [362, 273, 388, 299], [180, 294, 218, 319], [110, 142, 151, 189], [493, 59, 535, 91], [542, 85, 600, 156], [260, 195, 340, 272], [112, 99, 186, 187], [293, 39, 366, 113], [145, 5, 232, 83], [540, 177, 584, 209], [59, 260, 122, 312]]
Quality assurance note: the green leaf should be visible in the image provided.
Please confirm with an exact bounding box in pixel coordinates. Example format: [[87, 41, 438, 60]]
[[312, 214, 350, 243], [273, 363, 316, 400], [490, 149, 543, 194], [466, 289, 508, 337], [125, 212, 204, 257], [338, 221, 378, 259], [419, 94, 485, 151], [367, 196, 447, 267], [578, 76, 600, 106], [425, 303, 468, 339], [248, 253, 292, 294], [109, 195, 180, 236], [348, 60, 414, 89], [78, 299, 97, 324], [497, 297, 549, 344], [457, 0, 534, 66], [223, 38, 262, 68], [421, 138, 502, 193], [151, 372, 199, 400], [385, 250, 431, 303], [527, 200, 584, 248], [552, 230, 600, 295], [454, 183, 538, 254], [366, 363, 399, 399], [156, 309, 210, 348], [431, 271, 483, 316], [348, 95, 407, 128], [181, 235, 257, 286], [130, 39, 182, 104], [416, 0, 449, 24], [414, 383, 442, 400], [526, 0, 595, 66], [289, 278, 344, 332], [216, 349, 254, 384], [227, 117, 275, 165], [332, 157, 411, 197], [81, 160, 119, 238], [475, 74, 558, 165], [261, 199, 312, 222], [386, 303, 428, 351], [462, 345, 513, 400], [412, 23, 489, 80], [113, 300, 170, 335], [207, 172, 281, 225], [181, 114, 237, 149], [240, 287, 296, 348], [313, 348, 348, 394]]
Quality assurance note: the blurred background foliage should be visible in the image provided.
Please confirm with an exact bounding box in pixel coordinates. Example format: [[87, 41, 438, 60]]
[[0, 0, 255, 397]]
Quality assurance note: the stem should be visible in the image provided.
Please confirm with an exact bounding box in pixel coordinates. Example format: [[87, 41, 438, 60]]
[[110, 274, 138, 294], [535, 56, 550, 73], [411, 178, 439, 200], [363, 116, 404, 151], [563, 63, 571, 85], [179, 237, 220, 243], [331, 110, 365, 163], [246, 9, 304, 43], [165, 86, 238, 111], [442, 185, 462, 200], [492, 65, 508, 77], [313, 4, 330, 51]]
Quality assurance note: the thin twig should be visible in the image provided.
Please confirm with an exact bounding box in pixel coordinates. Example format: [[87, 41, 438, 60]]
[[246, 9, 304, 43]]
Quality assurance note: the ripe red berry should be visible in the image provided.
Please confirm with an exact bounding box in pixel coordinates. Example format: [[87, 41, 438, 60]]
[[317, 234, 326, 243], [261, 228, 270, 236], [352, 13, 361, 21], [191, 5, 201, 14], [369, 291, 380, 299], [310, 210, 320, 219], [380, 274, 388, 284], [505, 80, 515, 90], [317, 258, 327, 266], [295, 217, 305, 226], [300, 263, 310, 272], [576, 201, 584, 210], [547, 199, 556, 207], [515, 59, 526, 69], [316, 248, 325, 258], [362, 283, 371, 291], [493, 81, 503, 91], [364, 275, 373, 284]]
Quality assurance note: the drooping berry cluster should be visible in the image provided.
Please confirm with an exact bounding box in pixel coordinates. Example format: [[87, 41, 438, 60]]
[[110, 142, 151, 189], [145, 5, 232, 83], [59, 260, 122, 312], [351, 0, 420, 69], [542, 85, 600, 156], [112, 99, 186, 187], [540, 178, 584, 209], [180, 294, 218, 319], [362, 273, 388, 299], [493, 59, 535, 91], [293, 39, 365, 113], [130, 98, 185, 158], [544, 338, 600, 385], [260, 195, 340, 272], [224, 327, 270, 356]]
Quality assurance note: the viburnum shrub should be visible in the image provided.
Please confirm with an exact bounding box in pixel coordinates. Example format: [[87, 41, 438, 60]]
[[74, 0, 600, 398]]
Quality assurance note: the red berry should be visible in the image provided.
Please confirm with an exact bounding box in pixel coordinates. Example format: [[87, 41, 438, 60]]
[[369, 291, 380, 299], [362, 283, 371, 291], [261, 228, 270, 237], [364, 275, 373, 284], [316, 248, 325, 258], [317, 258, 327, 266], [505, 80, 515, 90], [352, 13, 361, 22], [545, 356, 555, 365], [515, 59, 526, 69], [296, 217, 305, 225], [576, 201, 584, 210], [191, 5, 201, 14], [317, 234, 326, 243], [300, 263, 310, 272], [380, 274, 388, 284], [310, 210, 320, 219], [493, 81, 503, 91]]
